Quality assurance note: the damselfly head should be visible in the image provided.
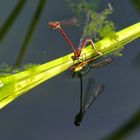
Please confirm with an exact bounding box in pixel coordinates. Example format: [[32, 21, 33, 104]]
[[48, 21, 60, 29]]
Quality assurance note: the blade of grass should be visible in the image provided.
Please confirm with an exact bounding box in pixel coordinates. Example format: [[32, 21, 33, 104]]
[[15, 0, 48, 66], [103, 109, 140, 140], [0, 0, 27, 41], [0, 22, 140, 109]]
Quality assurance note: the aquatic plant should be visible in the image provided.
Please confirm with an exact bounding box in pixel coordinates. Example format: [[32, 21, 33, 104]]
[[67, 0, 116, 41], [0, 22, 139, 109]]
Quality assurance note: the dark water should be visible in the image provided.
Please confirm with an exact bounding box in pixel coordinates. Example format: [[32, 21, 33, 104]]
[[0, 0, 140, 140]]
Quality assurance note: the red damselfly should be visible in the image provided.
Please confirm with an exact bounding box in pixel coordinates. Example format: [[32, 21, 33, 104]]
[[48, 3, 114, 126], [48, 14, 102, 60]]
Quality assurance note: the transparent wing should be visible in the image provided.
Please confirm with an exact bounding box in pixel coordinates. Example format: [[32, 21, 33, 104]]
[[60, 17, 79, 26], [82, 83, 105, 113], [89, 57, 113, 69], [78, 11, 90, 47], [81, 78, 95, 112]]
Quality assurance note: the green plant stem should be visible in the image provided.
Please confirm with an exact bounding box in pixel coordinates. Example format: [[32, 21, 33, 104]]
[[0, 22, 140, 109]]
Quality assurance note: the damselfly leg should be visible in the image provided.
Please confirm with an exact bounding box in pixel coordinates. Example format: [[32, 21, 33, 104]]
[[78, 38, 102, 56]]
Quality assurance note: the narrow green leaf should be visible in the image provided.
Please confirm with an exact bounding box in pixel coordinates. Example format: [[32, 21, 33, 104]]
[[0, 22, 139, 109], [0, 0, 27, 41], [15, 0, 48, 66]]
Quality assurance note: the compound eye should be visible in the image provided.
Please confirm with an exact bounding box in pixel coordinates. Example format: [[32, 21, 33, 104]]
[[55, 23, 60, 29]]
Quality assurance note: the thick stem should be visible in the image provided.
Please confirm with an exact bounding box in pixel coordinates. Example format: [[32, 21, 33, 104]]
[[0, 22, 139, 109]]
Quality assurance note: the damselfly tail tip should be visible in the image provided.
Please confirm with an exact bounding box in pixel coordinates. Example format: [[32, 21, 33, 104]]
[[74, 112, 83, 126], [74, 120, 81, 126]]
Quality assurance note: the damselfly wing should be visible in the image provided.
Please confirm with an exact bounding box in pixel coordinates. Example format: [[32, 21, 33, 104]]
[[89, 57, 113, 69], [74, 77, 105, 126], [60, 17, 79, 26], [78, 11, 90, 47]]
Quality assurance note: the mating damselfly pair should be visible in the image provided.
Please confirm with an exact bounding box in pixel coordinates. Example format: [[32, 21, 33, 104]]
[[48, 3, 113, 126]]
